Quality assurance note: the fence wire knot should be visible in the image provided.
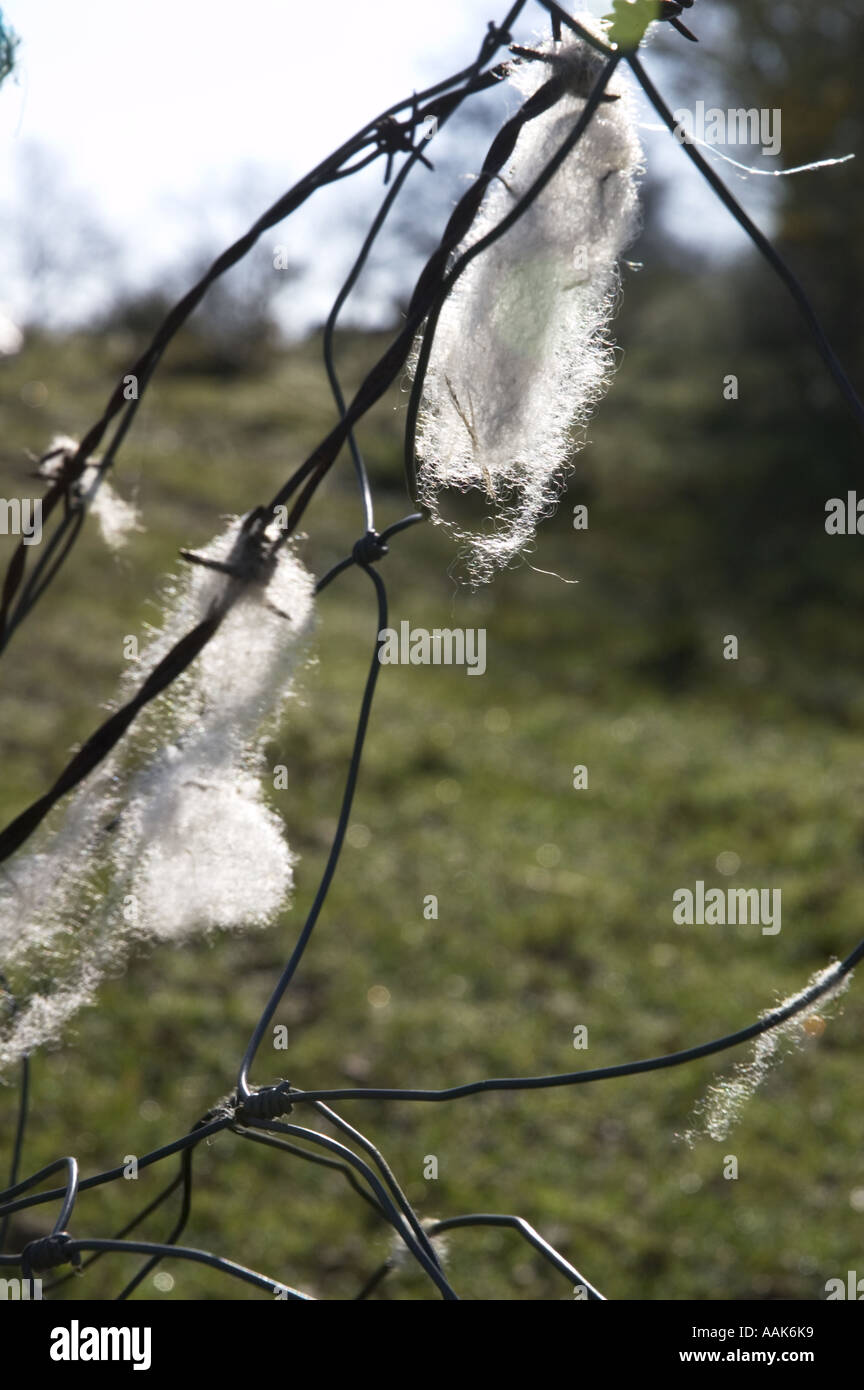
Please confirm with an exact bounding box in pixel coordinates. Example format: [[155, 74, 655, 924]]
[[352, 531, 389, 567], [21, 1231, 80, 1275], [235, 1084, 294, 1122]]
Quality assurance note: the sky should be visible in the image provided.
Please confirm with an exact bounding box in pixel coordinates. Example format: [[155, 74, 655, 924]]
[[0, 1, 783, 336]]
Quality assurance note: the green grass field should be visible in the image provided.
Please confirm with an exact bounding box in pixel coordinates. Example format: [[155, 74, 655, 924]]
[[1, 278, 863, 1300]]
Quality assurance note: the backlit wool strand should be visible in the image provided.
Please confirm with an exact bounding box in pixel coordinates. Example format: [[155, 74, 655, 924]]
[[414, 28, 643, 582], [0, 519, 315, 1073]]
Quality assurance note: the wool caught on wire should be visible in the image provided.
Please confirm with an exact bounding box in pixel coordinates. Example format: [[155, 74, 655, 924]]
[[115, 519, 315, 941], [36, 435, 143, 550], [413, 24, 643, 583], [680, 962, 852, 1146], [0, 518, 315, 1074]]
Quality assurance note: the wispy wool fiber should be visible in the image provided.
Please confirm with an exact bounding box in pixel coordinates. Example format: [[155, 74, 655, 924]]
[[681, 963, 851, 1145], [37, 435, 143, 550], [0, 519, 315, 1074], [414, 27, 642, 581]]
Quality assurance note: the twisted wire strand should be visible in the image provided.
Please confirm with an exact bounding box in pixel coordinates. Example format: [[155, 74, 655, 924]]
[[0, 6, 525, 653]]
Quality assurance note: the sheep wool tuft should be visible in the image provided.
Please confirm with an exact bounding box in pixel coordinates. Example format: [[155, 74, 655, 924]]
[[414, 26, 643, 582]]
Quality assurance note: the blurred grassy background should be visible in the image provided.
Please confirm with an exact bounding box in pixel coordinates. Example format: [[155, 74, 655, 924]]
[[2, 269, 863, 1300], [1, 0, 864, 1300]]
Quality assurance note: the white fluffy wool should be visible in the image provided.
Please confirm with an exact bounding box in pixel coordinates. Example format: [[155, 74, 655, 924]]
[[37, 436, 143, 550], [414, 27, 642, 581], [128, 764, 292, 940], [0, 519, 315, 1073], [115, 521, 315, 941], [79, 464, 143, 550]]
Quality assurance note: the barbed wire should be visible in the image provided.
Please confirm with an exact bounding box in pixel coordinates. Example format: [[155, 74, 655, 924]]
[[1, 0, 862, 1301]]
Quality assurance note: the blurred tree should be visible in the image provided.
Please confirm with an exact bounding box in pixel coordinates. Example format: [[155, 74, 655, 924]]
[[725, 0, 863, 376], [4, 142, 122, 329], [94, 168, 304, 377]]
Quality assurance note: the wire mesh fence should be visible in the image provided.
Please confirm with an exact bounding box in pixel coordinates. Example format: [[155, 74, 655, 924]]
[[1, 0, 862, 1303]]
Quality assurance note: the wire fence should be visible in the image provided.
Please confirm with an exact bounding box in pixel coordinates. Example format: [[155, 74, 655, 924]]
[[1, 0, 863, 1301]]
